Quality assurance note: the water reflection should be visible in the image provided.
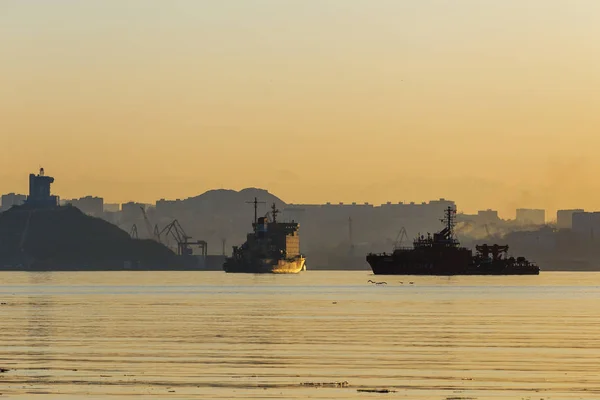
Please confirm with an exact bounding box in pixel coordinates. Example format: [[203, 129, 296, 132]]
[[26, 272, 53, 392], [1, 271, 600, 399]]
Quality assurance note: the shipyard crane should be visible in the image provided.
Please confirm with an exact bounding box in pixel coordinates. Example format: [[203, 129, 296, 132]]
[[140, 206, 153, 238], [393, 227, 408, 249], [140, 206, 160, 241], [153, 224, 160, 241], [159, 219, 207, 257], [129, 224, 139, 239]]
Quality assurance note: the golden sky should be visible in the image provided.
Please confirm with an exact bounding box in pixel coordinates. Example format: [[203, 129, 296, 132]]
[[1, 1, 600, 218]]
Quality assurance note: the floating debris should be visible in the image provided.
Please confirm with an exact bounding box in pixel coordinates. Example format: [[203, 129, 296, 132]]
[[357, 388, 397, 393], [445, 397, 477, 400], [301, 381, 349, 388]]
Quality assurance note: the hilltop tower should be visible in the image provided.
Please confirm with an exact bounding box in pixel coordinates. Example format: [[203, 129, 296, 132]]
[[25, 168, 58, 208]]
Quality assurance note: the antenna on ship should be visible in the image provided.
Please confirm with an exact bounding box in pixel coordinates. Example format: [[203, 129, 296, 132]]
[[246, 197, 266, 225], [441, 206, 457, 241], [271, 203, 279, 223]]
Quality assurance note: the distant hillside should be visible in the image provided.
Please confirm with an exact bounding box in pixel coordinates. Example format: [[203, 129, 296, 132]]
[[145, 188, 290, 254], [183, 188, 287, 214], [0, 205, 175, 268]]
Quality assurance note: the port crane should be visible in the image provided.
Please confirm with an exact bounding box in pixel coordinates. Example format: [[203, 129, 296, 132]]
[[139, 206, 160, 241], [129, 224, 138, 239], [137, 207, 208, 257], [159, 219, 207, 257], [393, 227, 408, 249]]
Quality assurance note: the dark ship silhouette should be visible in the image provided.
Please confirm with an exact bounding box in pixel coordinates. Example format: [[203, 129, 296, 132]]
[[223, 199, 306, 273], [367, 206, 540, 275]]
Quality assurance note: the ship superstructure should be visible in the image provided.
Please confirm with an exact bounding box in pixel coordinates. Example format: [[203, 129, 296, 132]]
[[223, 198, 306, 273], [367, 206, 539, 275]]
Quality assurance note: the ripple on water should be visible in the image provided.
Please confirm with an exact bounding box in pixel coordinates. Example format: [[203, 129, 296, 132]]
[[1, 271, 600, 399]]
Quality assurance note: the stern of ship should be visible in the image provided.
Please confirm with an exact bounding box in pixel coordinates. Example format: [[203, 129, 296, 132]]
[[271, 256, 306, 274]]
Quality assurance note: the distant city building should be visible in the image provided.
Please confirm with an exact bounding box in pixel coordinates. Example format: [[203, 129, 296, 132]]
[[65, 196, 104, 216], [286, 199, 455, 221], [121, 201, 147, 222], [456, 213, 477, 224], [0, 193, 27, 212], [25, 168, 58, 208], [477, 209, 500, 223], [557, 209, 584, 230], [103, 203, 120, 212], [156, 198, 185, 216], [377, 198, 456, 222], [285, 198, 457, 253], [572, 211, 600, 239], [515, 208, 545, 225], [101, 211, 120, 225]]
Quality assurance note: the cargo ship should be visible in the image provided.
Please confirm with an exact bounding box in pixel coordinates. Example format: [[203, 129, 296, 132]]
[[366, 206, 540, 275], [223, 199, 306, 273]]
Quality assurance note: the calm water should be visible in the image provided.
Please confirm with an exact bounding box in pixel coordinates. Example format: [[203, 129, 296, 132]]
[[1, 271, 600, 399]]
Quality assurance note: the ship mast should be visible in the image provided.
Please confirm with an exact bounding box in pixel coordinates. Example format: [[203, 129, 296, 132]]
[[271, 203, 279, 223], [246, 197, 266, 226], [441, 206, 457, 241]]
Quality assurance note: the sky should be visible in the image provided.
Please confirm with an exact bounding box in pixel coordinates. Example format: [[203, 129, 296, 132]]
[[1, 0, 600, 218]]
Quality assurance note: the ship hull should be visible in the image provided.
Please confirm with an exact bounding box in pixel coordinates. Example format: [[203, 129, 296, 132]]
[[367, 255, 539, 275], [223, 256, 306, 274], [366, 206, 540, 276]]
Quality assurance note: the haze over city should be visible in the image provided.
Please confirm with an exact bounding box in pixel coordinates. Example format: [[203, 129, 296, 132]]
[[5, 3, 600, 399], [2, 1, 600, 218]]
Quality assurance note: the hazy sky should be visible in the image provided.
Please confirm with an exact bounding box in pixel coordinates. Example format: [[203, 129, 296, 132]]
[[2, 1, 600, 218]]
